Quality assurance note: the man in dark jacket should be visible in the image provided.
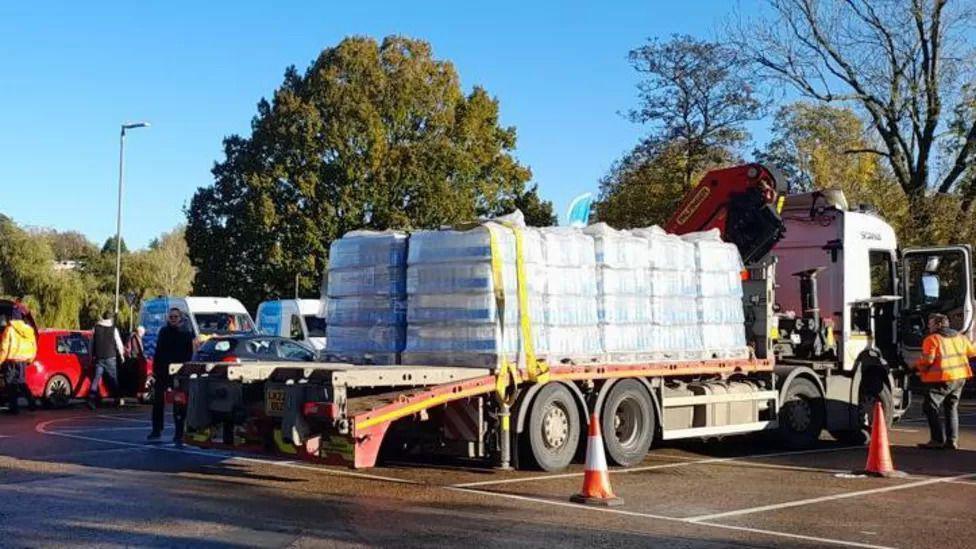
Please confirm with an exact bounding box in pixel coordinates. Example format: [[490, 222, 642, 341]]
[[149, 308, 194, 443], [88, 312, 126, 410]]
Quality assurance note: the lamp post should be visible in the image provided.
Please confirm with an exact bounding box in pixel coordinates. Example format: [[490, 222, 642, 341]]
[[114, 122, 150, 314]]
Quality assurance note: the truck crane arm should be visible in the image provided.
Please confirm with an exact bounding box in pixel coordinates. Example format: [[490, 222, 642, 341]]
[[664, 163, 788, 264]]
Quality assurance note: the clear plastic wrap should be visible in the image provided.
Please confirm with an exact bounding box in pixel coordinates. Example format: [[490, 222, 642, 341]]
[[698, 297, 745, 324], [325, 230, 408, 365]]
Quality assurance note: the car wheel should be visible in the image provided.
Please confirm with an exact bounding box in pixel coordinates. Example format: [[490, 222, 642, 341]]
[[44, 374, 73, 409]]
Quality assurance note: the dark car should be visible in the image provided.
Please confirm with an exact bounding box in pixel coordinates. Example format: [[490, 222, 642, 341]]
[[193, 335, 317, 363]]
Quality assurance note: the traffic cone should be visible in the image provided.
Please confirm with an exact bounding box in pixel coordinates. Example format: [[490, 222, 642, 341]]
[[571, 413, 623, 506], [860, 401, 906, 478]]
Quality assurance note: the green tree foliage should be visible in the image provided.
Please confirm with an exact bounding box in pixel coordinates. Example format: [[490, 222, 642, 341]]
[[34, 229, 98, 261], [595, 141, 736, 228], [757, 101, 976, 250], [101, 235, 128, 255], [757, 102, 910, 227], [0, 214, 194, 330], [596, 35, 759, 228], [187, 35, 552, 308]]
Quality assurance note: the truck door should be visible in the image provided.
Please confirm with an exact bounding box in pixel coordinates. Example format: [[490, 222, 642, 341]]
[[900, 246, 975, 362]]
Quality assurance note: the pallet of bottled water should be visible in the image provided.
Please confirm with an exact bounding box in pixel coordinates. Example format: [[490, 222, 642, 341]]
[[321, 212, 749, 368], [323, 230, 408, 365]]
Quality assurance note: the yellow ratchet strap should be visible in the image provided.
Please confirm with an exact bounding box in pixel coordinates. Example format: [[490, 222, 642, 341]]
[[485, 223, 517, 405], [498, 221, 550, 385]]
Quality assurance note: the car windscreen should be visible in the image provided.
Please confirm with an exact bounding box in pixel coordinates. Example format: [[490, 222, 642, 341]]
[[193, 313, 254, 335], [303, 315, 327, 338], [194, 338, 235, 360]]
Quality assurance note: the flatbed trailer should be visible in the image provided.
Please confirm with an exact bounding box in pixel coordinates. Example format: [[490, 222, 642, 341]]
[[172, 354, 782, 471]]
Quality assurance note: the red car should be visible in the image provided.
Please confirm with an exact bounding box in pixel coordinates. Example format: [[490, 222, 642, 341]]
[[23, 329, 152, 408]]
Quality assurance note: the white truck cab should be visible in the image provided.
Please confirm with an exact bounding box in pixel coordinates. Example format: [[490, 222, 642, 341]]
[[139, 296, 255, 359], [256, 299, 327, 351]]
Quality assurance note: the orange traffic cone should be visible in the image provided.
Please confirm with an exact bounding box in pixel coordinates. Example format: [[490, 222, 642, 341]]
[[571, 413, 623, 506], [860, 401, 906, 478]]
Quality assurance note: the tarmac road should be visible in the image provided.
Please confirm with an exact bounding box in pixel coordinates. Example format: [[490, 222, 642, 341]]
[[1, 399, 975, 548]]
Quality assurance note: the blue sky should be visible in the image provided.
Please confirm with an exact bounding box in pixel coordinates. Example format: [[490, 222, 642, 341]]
[[0, 0, 769, 249]]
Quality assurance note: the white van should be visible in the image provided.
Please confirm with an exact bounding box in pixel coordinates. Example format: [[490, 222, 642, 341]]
[[255, 299, 327, 351], [139, 296, 255, 359]]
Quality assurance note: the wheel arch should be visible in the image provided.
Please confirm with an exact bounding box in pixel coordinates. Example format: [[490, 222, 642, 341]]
[[594, 377, 661, 435], [774, 365, 826, 404], [514, 381, 588, 434]]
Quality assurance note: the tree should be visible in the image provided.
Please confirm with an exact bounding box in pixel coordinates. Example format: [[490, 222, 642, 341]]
[[595, 140, 737, 228], [187, 36, 552, 308], [757, 102, 912, 231], [32, 229, 97, 261], [124, 226, 196, 301], [734, 0, 976, 200], [627, 35, 769, 188], [501, 184, 557, 226], [101, 236, 128, 255]]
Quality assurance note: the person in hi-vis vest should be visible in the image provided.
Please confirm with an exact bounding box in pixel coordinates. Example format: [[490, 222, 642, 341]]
[[914, 313, 976, 450]]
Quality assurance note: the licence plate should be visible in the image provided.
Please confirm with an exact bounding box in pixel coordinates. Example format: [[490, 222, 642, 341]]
[[266, 389, 285, 416]]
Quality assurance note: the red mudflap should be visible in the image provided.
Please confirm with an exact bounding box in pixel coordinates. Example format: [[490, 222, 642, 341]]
[[301, 422, 390, 469]]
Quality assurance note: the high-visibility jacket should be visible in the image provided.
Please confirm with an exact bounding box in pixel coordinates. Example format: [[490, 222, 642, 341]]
[[0, 320, 38, 364], [916, 332, 976, 383]]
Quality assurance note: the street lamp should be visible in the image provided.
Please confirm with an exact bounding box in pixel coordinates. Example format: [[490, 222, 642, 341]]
[[114, 121, 150, 315]]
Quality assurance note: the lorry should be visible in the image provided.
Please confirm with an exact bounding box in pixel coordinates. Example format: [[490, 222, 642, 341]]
[[255, 299, 327, 351], [170, 163, 973, 471]]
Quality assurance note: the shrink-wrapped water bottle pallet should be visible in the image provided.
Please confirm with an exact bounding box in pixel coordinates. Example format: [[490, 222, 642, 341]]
[[323, 351, 401, 366]]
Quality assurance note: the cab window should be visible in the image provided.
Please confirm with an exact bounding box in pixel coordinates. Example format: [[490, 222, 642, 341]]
[[289, 315, 303, 340], [869, 251, 895, 297], [303, 315, 327, 338], [904, 249, 969, 330]]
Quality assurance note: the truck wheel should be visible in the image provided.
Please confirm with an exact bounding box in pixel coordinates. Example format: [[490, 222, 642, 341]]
[[601, 380, 655, 466], [830, 385, 893, 445], [778, 377, 825, 448], [524, 384, 581, 472], [44, 374, 73, 409]]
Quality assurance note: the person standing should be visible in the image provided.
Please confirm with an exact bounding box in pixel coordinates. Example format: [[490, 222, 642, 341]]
[[0, 313, 38, 414], [149, 308, 194, 443], [127, 325, 146, 361], [915, 313, 976, 450], [87, 312, 126, 409]]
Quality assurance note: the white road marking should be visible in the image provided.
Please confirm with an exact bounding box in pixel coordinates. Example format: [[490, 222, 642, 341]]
[[56, 426, 157, 433], [96, 414, 152, 424], [446, 486, 893, 549], [686, 471, 976, 522], [452, 445, 861, 488], [889, 428, 919, 433], [35, 417, 415, 485]]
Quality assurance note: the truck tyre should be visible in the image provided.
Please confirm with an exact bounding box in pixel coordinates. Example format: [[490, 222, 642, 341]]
[[523, 383, 581, 472], [601, 380, 655, 466], [778, 377, 825, 448], [830, 385, 893, 445], [43, 374, 72, 409]]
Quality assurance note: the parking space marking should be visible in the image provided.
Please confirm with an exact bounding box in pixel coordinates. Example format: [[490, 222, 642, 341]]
[[55, 426, 157, 433], [97, 414, 152, 424], [686, 471, 976, 523], [446, 487, 893, 549], [889, 428, 919, 433], [36, 417, 418, 485], [451, 445, 860, 488]]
